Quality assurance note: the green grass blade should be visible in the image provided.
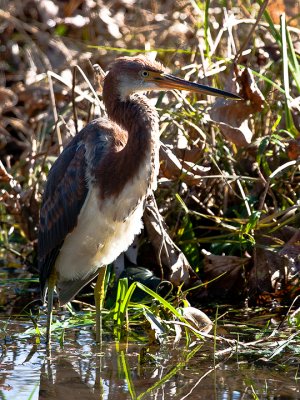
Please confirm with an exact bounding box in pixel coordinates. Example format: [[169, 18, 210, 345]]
[[285, 23, 300, 91], [113, 278, 128, 325], [137, 343, 204, 399], [175, 193, 189, 214], [135, 282, 182, 319], [204, 0, 211, 58], [260, 2, 281, 44], [280, 15, 298, 136], [88, 45, 194, 55]]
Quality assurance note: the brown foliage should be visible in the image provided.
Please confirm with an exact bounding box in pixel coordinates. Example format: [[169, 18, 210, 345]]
[[0, 1, 299, 305]]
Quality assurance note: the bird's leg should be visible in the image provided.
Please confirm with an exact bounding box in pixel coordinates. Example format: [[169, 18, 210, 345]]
[[94, 265, 107, 343], [46, 269, 57, 346]]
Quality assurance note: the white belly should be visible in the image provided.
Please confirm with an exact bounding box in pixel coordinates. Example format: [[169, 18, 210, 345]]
[[55, 170, 150, 281], [55, 189, 145, 280]]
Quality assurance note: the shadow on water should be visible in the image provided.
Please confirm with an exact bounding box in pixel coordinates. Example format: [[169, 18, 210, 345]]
[[1, 321, 300, 400]]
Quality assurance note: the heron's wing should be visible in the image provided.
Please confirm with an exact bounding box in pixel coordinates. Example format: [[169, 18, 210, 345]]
[[38, 137, 88, 299], [57, 270, 101, 306], [38, 120, 111, 301]]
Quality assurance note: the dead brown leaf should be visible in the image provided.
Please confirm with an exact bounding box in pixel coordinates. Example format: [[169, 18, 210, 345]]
[[173, 146, 205, 163], [160, 144, 210, 185], [249, 226, 300, 300], [143, 192, 200, 288], [287, 138, 300, 160], [63, 0, 85, 17], [180, 306, 213, 333], [210, 68, 265, 146], [267, 0, 300, 27], [203, 250, 249, 296]]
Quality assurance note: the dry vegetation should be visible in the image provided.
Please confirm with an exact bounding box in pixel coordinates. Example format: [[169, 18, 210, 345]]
[[0, 0, 299, 311]]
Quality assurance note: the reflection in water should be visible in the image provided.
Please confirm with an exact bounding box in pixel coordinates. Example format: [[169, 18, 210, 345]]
[[0, 340, 41, 400], [0, 324, 300, 399], [39, 358, 100, 400]]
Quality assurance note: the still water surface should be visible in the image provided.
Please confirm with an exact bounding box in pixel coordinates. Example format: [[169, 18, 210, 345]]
[[0, 321, 299, 400], [1, 267, 300, 399]]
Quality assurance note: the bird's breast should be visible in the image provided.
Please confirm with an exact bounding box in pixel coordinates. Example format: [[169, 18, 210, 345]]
[[55, 160, 152, 282]]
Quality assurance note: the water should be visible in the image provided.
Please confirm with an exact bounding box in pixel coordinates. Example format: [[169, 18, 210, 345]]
[[1, 266, 300, 399], [1, 321, 300, 400]]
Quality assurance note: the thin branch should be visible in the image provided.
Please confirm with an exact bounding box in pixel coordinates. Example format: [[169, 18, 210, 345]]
[[235, 0, 270, 64], [47, 71, 63, 154]]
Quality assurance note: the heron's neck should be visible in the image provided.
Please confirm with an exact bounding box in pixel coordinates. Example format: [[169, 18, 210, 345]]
[[106, 93, 159, 139], [99, 93, 160, 199]]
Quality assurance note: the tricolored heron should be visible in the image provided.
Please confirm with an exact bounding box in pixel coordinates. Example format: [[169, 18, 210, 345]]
[[38, 55, 240, 343]]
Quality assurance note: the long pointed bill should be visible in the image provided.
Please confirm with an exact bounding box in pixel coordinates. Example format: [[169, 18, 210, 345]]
[[155, 73, 241, 100]]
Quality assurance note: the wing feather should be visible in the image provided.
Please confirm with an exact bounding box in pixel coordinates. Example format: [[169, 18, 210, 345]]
[[38, 119, 112, 299]]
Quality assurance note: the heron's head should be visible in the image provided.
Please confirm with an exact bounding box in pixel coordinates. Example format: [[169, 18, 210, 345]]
[[104, 55, 241, 102]]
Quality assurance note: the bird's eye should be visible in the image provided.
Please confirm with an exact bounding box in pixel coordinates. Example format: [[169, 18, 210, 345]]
[[141, 70, 149, 78]]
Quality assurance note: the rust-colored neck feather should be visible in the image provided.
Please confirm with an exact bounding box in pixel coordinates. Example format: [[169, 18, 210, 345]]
[[97, 74, 159, 199]]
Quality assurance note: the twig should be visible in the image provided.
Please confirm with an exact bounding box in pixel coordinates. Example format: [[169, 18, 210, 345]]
[[74, 65, 103, 110], [47, 71, 97, 104], [235, 0, 269, 64], [180, 366, 218, 399], [47, 71, 63, 154], [72, 66, 79, 135]]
